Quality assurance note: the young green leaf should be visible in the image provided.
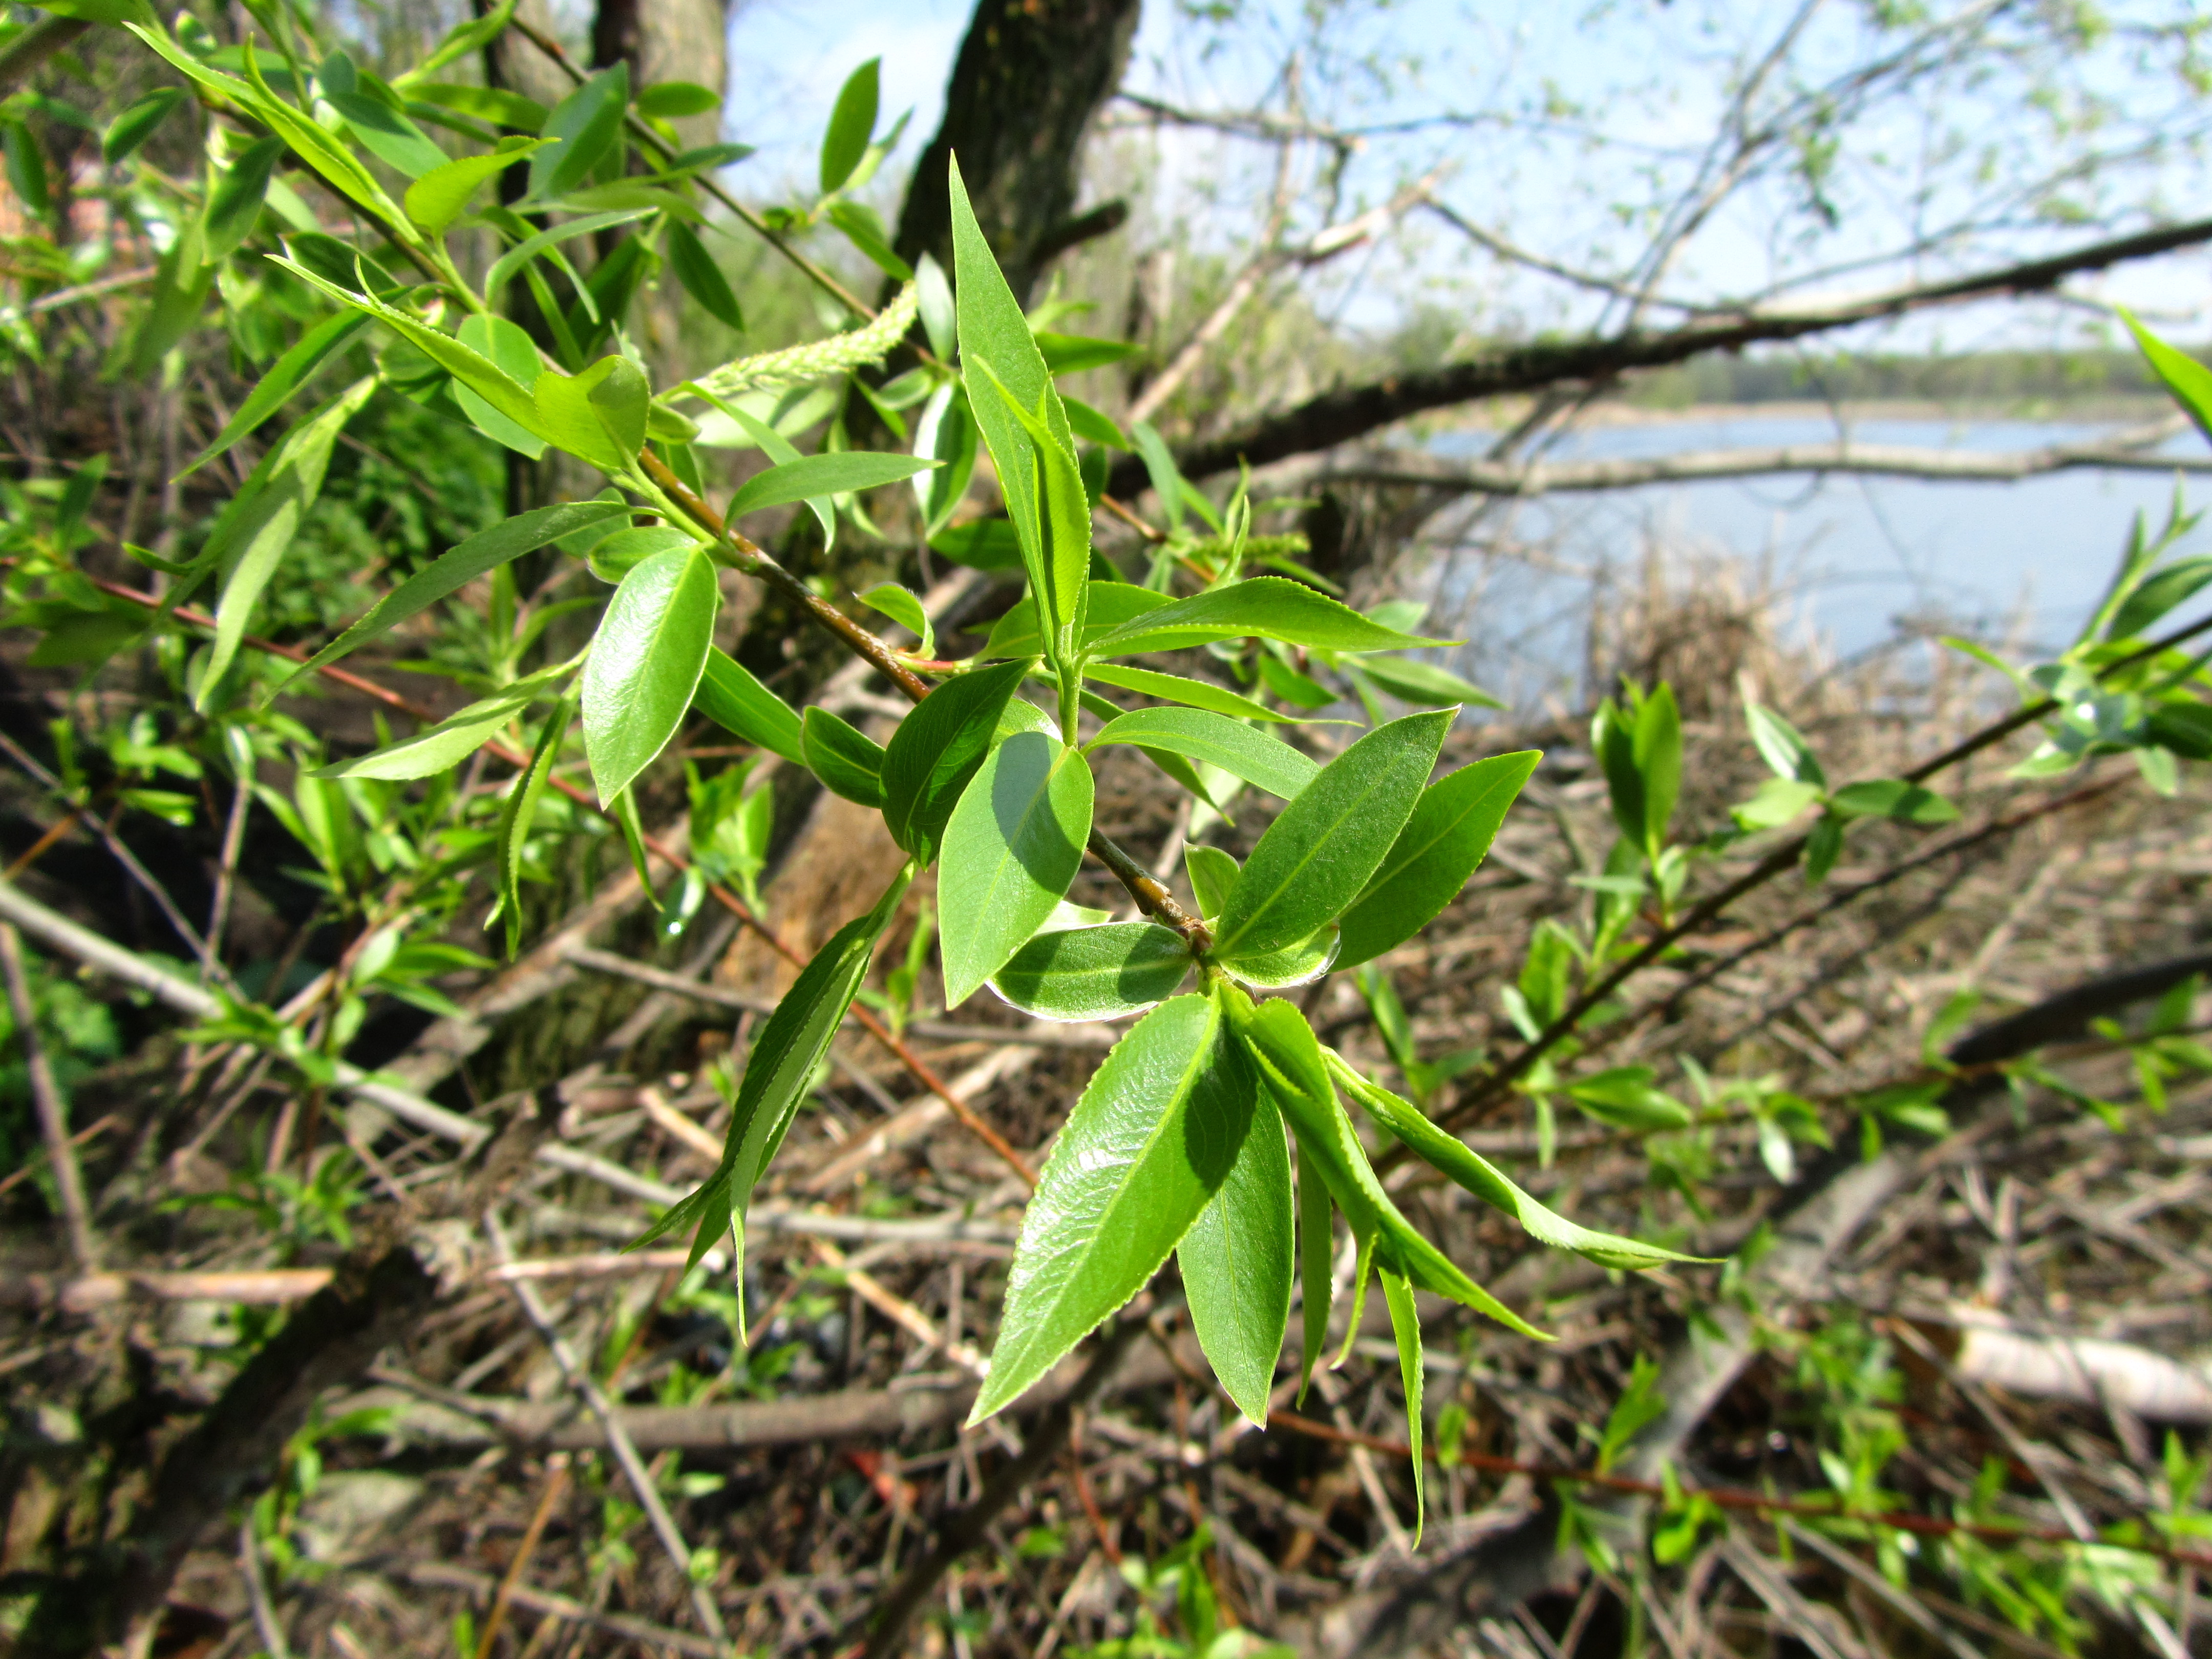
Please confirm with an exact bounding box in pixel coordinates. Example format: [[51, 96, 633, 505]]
[[1213, 710, 1451, 961], [694, 649, 805, 764], [483, 206, 654, 303], [2108, 555, 2212, 642], [972, 991, 1257, 1422], [278, 501, 627, 694], [857, 582, 933, 659], [1131, 419, 1186, 534], [103, 86, 185, 163], [320, 666, 567, 781], [1184, 844, 1239, 919], [203, 136, 284, 261], [915, 250, 956, 359], [1217, 923, 1340, 990], [582, 545, 719, 802], [1353, 654, 1504, 709], [1378, 1265, 1425, 1543], [2124, 309, 2212, 446], [529, 63, 629, 201], [533, 354, 650, 472], [1827, 778, 1960, 825], [197, 377, 379, 709], [981, 582, 1171, 661], [1087, 577, 1449, 660], [1258, 653, 1339, 710], [1178, 1089, 1293, 1427], [1087, 708, 1318, 802], [326, 90, 449, 178], [949, 156, 1088, 656], [1328, 1058, 1704, 1271], [802, 706, 887, 807], [665, 218, 745, 331], [587, 526, 695, 584], [967, 356, 1093, 661], [1564, 1067, 1693, 1132], [1085, 662, 1305, 724], [453, 312, 548, 457], [492, 694, 572, 957], [726, 451, 935, 517], [1745, 702, 1825, 787], [180, 311, 370, 479], [634, 870, 911, 1271], [1296, 1143, 1333, 1404], [405, 137, 546, 235], [637, 80, 721, 119], [1593, 683, 1682, 859], [989, 922, 1193, 1022], [880, 658, 1030, 861], [938, 733, 1095, 1006], [1335, 750, 1540, 971], [1731, 777, 1823, 831], [818, 58, 879, 195], [1230, 992, 1546, 1340]]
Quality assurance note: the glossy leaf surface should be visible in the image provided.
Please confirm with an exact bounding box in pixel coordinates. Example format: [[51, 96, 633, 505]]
[[938, 733, 1094, 1006], [802, 706, 887, 807], [1087, 708, 1318, 802], [1087, 577, 1447, 660], [990, 922, 1192, 1022], [582, 545, 718, 802], [880, 658, 1030, 860], [1179, 1089, 1293, 1427]]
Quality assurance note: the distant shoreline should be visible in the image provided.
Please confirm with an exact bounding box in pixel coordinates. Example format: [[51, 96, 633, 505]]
[[1428, 394, 2178, 433]]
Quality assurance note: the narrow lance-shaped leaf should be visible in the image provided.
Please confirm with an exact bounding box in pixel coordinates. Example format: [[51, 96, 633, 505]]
[[492, 695, 572, 958], [197, 377, 379, 709], [1296, 1143, 1333, 1405], [203, 136, 284, 261], [582, 545, 720, 802], [1327, 1056, 1707, 1271], [726, 451, 935, 517], [972, 989, 1257, 1422], [666, 218, 745, 331], [275, 501, 628, 696], [529, 63, 629, 201], [318, 662, 572, 781], [694, 649, 805, 765], [880, 658, 1031, 861], [802, 706, 888, 808], [632, 869, 913, 1284], [938, 733, 1094, 1006], [1086, 708, 1319, 802], [989, 921, 1192, 1023], [1086, 577, 1451, 660], [1335, 751, 1541, 971], [1379, 1266, 1426, 1544], [1214, 710, 1450, 961], [180, 310, 371, 479], [968, 357, 1092, 664], [818, 58, 880, 195], [533, 353, 651, 473], [1178, 1088, 1293, 1427], [1085, 662, 1310, 724]]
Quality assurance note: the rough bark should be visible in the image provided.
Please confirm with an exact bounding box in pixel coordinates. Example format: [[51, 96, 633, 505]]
[[590, 0, 731, 151], [893, 0, 1142, 306]]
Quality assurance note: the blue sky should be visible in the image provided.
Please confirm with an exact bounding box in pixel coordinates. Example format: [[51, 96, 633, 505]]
[[718, 0, 2212, 352]]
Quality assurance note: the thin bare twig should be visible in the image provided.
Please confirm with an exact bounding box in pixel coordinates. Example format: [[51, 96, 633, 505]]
[[0, 922, 95, 1270]]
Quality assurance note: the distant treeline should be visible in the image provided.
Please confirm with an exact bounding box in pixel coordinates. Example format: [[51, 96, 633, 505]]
[[1621, 347, 2204, 407]]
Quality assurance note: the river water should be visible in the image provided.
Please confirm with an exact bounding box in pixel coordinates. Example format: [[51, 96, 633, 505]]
[[1421, 410, 2212, 707]]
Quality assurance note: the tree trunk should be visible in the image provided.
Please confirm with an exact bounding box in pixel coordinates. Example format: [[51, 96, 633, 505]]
[[893, 0, 1141, 307]]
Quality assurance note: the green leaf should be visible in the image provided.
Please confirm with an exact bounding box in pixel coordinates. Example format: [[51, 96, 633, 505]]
[[454, 312, 549, 457], [131, 231, 217, 373], [1564, 1067, 1693, 1132], [967, 355, 1092, 666], [2110, 556, 2212, 641], [587, 526, 695, 584], [393, 0, 518, 88], [727, 451, 934, 517], [492, 694, 571, 957], [529, 63, 629, 201], [320, 667, 565, 780], [103, 86, 186, 163], [1746, 702, 1825, 787], [1731, 776, 1823, 832], [2124, 310, 2212, 446], [1062, 395, 1128, 451], [939, 733, 1094, 1006], [582, 545, 719, 802], [1218, 924, 1339, 990], [857, 583, 933, 659], [483, 206, 654, 304], [694, 649, 804, 764], [407, 82, 549, 134], [635, 871, 911, 1271], [268, 254, 549, 441], [1214, 710, 1449, 961], [1259, 653, 1338, 710], [1378, 1265, 1424, 1543], [196, 377, 379, 709], [278, 501, 627, 694], [1804, 813, 1844, 884], [1087, 708, 1317, 802], [1353, 654, 1504, 709], [1179, 1088, 1293, 1427], [1087, 577, 1449, 660], [203, 136, 283, 261], [990, 921, 1192, 1022], [1229, 992, 1545, 1340], [665, 217, 744, 331], [1296, 1142, 1332, 1404], [1083, 664, 1295, 725], [1335, 750, 1540, 971], [1827, 779, 1960, 825], [825, 199, 912, 279], [1185, 844, 1238, 919], [949, 156, 1087, 656], [973, 991, 1256, 1422], [1131, 419, 1186, 534], [1328, 1058, 1703, 1271], [327, 90, 449, 178], [819, 58, 879, 194], [405, 138, 547, 235], [880, 658, 1030, 861], [534, 354, 651, 472], [180, 310, 370, 479], [685, 385, 835, 545], [637, 80, 721, 118], [802, 706, 887, 806], [982, 582, 1170, 661], [1593, 683, 1682, 858], [912, 384, 978, 539]]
